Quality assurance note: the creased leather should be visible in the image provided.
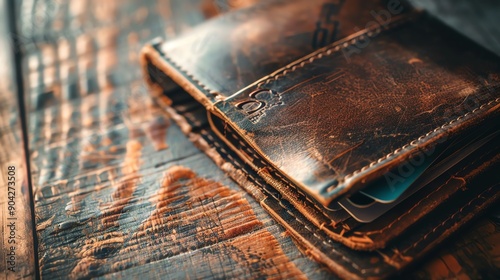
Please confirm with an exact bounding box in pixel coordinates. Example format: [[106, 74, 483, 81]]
[[143, 0, 500, 207]]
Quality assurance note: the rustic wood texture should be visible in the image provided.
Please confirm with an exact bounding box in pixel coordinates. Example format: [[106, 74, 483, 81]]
[[18, 0, 329, 279], [0, 0, 37, 278], [1, 0, 498, 279]]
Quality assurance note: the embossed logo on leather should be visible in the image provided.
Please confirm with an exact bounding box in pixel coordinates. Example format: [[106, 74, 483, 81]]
[[235, 89, 283, 124]]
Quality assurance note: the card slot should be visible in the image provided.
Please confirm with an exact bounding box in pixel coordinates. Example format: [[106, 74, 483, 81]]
[[340, 126, 500, 223]]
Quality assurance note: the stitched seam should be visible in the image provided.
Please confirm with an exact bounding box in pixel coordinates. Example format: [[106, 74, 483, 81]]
[[202, 128, 498, 275], [255, 15, 414, 88], [402, 185, 496, 254], [233, 15, 500, 189], [165, 86, 499, 242], [343, 97, 500, 183], [223, 126, 334, 216], [151, 9, 500, 266], [160, 12, 415, 102], [201, 131, 371, 274], [155, 88, 498, 267], [151, 72, 500, 276], [156, 12, 500, 193], [155, 0, 291, 101]]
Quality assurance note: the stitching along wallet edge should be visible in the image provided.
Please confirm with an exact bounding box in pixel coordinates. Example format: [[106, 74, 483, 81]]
[[140, 0, 500, 278]]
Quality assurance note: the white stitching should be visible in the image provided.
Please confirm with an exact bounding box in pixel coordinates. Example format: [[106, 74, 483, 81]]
[[154, 12, 500, 193], [343, 98, 500, 182], [199, 127, 499, 275], [402, 185, 496, 253], [216, 114, 497, 240], [255, 18, 410, 88], [158, 104, 498, 275], [158, 13, 414, 103], [203, 128, 499, 276]]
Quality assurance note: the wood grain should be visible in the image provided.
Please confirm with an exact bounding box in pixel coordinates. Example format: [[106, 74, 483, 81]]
[[0, 1, 36, 278], [18, 0, 329, 279], [1, 0, 498, 279]]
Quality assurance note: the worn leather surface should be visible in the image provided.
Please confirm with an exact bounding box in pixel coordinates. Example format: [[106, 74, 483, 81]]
[[142, 0, 500, 278], [213, 12, 500, 206], [145, 0, 500, 208], [150, 0, 414, 104]]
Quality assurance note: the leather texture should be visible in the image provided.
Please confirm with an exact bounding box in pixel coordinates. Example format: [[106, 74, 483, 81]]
[[141, 0, 500, 278], [212, 13, 500, 206], [143, 0, 500, 207]]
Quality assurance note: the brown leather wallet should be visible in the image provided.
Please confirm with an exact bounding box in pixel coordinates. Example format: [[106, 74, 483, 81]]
[[141, 0, 500, 278]]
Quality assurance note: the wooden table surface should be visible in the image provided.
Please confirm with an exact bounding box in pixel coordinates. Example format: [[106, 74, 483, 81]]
[[0, 0, 499, 279]]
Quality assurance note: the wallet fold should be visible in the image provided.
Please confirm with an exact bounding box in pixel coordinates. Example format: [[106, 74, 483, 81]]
[[140, 0, 500, 277]]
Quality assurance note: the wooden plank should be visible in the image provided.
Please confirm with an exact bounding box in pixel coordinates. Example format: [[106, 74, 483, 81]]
[[2, 0, 498, 279], [21, 0, 329, 279], [0, 1, 37, 278]]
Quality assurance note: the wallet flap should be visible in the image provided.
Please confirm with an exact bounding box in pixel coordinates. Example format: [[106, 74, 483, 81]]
[[209, 13, 500, 206], [140, 1, 500, 276], [142, 0, 500, 207]]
